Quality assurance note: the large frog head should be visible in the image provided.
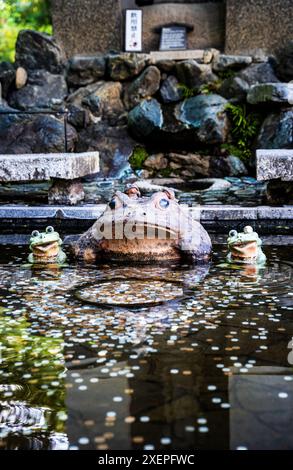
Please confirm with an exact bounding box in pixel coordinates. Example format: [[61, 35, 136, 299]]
[[227, 226, 266, 265], [73, 185, 212, 263], [28, 227, 66, 264]]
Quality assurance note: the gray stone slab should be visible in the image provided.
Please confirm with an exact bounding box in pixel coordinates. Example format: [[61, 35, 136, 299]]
[[257, 149, 293, 182], [0, 152, 100, 182]]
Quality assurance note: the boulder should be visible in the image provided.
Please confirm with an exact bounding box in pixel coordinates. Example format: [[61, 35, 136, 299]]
[[0, 62, 15, 98], [238, 62, 279, 86], [8, 70, 68, 110], [48, 180, 85, 205], [175, 60, 218, 89], [0, 115, 77, 154], [81, 81, 125, 125], [151, 59, 176, 74], [257, 109, 293, 149], [143, 153, 168, 170], [15, 30, 65, 73], [219, 62, 279, 102], [176, 94, 229, 144], [67, 55, 106, 86], [276, 40, 293, 81], [212, 54, 252, 72], [160, 75, 183, 103], [168, 152, 210, 177], [128, 99, 163, 138], [107, 53, 148, 81], [219, 76, 249, 102], [124, 66, 161, 109], [76, 124, 136, 178], [247, 83, 293, 105], [67, 104, 90, 130]]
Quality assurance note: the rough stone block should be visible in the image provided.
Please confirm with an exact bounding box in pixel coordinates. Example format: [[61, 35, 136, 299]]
[[257, 149, 293, 182], [0, 152, 100, 182]]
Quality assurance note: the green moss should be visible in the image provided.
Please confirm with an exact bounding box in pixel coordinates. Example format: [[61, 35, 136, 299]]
[[129, 146, 149, 170], [159, 167, 173, 178]]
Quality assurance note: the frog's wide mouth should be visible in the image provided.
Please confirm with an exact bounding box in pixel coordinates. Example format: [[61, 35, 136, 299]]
[[32, 241, 59, 257], [230, 240, 258, 258]]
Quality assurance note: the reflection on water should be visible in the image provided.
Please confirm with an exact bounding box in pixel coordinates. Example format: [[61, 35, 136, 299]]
[[0, 245, 292, 450]]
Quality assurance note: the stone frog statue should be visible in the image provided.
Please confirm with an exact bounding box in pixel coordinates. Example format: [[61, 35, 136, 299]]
[[227, 226, 266, 265], [72, 184, 212, 263], [28, 226, 67, 265]]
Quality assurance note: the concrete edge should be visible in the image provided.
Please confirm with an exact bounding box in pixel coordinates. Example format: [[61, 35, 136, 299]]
[[0, 204, 291, 221]]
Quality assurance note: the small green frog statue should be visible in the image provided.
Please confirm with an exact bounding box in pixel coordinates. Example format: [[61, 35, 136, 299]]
[[28, 226, 67, 265], [227, 225, 266, 265]]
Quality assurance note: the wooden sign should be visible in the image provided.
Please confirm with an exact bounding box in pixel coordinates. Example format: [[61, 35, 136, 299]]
[[160, 26, 187, 51], [125, 10, 142, 52]]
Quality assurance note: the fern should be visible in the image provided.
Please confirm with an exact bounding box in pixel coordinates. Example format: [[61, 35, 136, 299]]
[[177, 83, 198, 99], [224, 103, 261, 162]]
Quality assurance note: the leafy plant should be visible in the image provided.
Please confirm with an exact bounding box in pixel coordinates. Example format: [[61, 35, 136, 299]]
[[0, 0, 52, 62], [199, 81, 221, 95], [177, 83, 198, 99], [129, 146, 149, 170], [223, 103, 261, 162]]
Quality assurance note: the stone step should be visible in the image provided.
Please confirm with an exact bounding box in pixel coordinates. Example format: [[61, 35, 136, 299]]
[[0, 205, 292, 235], [256, 149, 293, 182], [0, 151, 100, 182]]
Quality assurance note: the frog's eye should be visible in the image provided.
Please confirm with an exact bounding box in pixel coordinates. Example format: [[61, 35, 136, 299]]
[[244, 225, 253, 234], [159, 198, 170, 209], [31, 230, 40, 237], [46, 226, 54, 234], [229, 230, 238, 238]]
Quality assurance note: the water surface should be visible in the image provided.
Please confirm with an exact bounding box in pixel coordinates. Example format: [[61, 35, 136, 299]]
[[0, 245, 292, 450]]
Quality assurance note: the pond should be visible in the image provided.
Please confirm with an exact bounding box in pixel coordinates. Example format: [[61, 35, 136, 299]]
[[0, 244, 292, 450]]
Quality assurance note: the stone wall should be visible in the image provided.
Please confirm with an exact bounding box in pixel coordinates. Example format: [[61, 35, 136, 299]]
[[1, 30, 293, 180], [225, 0, 293, 55], [51, 1, 225, 56], [51, 0, 122, 58]]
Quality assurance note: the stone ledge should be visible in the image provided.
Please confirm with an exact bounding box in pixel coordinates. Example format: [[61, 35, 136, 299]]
[[0, 205, 291, 221], [257, 149, 293, 182], [0, 152, 100, 182], [149, 50, 205, 62]]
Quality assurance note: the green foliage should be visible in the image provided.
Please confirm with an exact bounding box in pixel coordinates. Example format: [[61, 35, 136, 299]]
[[223, 103, 261, 162], [199, 81, 221, 95], [129, 146, 149, 170], [217, 69, 236, 81], [0, 0, 52, 62], [177, 83, 198, 99]]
